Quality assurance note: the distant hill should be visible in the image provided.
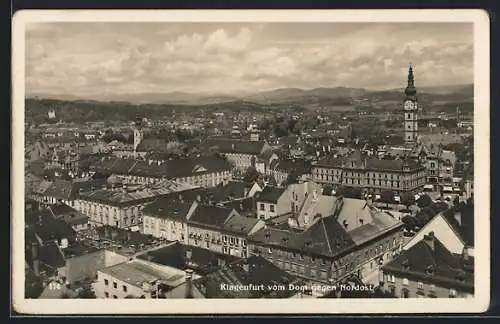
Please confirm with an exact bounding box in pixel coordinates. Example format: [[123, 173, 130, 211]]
[[25, 83, 474, 123], [243, 87, 366, 104]]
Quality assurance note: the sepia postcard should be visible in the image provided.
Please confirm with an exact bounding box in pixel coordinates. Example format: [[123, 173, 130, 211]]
[[11, 9, 490, 314]]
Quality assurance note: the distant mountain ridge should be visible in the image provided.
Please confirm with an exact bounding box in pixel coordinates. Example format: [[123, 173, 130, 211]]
[[28, 84, 472, 105]]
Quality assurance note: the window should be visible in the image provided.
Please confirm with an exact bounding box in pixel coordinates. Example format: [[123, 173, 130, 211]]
[[104, 279, 109, 286], [104, 292, 109, 298], [123, 285, 127, 292], [113, 282, 117, 289], [449, 289, 457, 298], [113, 295, 117, 299], [270, 205, 275, 213], [402, 288, 410, 298], [268, 248, 272, 254], [402, 278, 409, 286], [417, 282, 423, 289], [260, 204, 265, 211]]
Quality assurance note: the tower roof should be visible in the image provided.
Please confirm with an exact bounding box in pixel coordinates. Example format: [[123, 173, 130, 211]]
[[405, 64, 417, 98]]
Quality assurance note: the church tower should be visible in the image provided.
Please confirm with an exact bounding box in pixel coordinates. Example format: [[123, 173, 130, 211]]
[[133, 117, 143, 155], [403, 64, 419, 146]]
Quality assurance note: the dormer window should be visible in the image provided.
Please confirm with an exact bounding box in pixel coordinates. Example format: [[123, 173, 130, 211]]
[[426, 265, 435, 275]]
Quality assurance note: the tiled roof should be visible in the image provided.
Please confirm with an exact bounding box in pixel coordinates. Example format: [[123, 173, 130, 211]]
[[382, 236, 474, 292], [142, 199, 193, 221], [249, 216, 355, 258], [221, 197, 257, 216], [37, 179, 107, 200], [96, 155, 232, 179], [78, 182, 195, 207], [95, 225, 157, 245], [211, 181, 246, 202], [315, 153, 424, 172], [222, 214, 260, 235], [192, 255, 298, 298], [256, 186, 286, 203], [188, 205, 235, 229], [39, 242, 66, 269], [204, 138, 267, 155], [136, 242, 240, 275], [31, 217, 76, 243]]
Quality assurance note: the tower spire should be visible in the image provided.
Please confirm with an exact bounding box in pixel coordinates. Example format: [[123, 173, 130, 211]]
[[405, 63, 417, 98], [407, 63, 414, 87]]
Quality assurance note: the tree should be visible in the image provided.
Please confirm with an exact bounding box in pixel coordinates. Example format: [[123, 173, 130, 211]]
[[166, 141, 183, 155], [417, 194, 433, 208], [400, 192, 415, 209], [401, 215, 416, 231], [380, 190, 395, 208], [243, 167, 260, 184], [322, 184, 334, 196], [77, 284, 97, 299]]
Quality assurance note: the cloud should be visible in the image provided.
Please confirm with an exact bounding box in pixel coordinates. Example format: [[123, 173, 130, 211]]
[[25, 23, 473, 97]]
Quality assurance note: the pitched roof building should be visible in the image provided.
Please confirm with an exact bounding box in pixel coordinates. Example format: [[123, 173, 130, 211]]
[[381, 232, 474, 298]]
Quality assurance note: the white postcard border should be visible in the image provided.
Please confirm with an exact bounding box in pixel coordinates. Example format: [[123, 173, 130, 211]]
[[11, 9, 490, 314]]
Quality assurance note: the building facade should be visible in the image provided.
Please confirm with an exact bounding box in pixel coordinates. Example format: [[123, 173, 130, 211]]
[[381, 232, 474, 298], [312, 151, 426, 195]]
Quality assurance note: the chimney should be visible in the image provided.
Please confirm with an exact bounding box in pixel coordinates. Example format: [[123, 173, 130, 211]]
[[185, 269, 194, 298], [462, 246, 469, 261], [424, 232, 435, 251]]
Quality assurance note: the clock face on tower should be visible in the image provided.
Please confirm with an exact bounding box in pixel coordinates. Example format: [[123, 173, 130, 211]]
[[404, 100, 414, 110]]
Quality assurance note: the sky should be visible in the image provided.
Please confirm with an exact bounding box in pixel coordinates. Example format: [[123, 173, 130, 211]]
[[25, 22, 473, 98]]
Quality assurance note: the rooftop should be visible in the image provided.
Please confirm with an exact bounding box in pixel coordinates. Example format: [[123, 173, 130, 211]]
[[78, 181, 195, 207], [193, 255, 299, 298], [257, 186, 286, 203], [136, 242, 240, 275], [382, 234, 474, 293], [100, 260, 187, 288], [204, 138, 268, 155], [249, 215, 355, 258]]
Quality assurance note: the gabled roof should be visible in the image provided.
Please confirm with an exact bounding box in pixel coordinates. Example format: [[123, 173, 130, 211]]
[[222, 214, 260, 235], [29, 216, 76, 243], [142, 199, 193, 221], [256, 186, 286, 203], [249, 215, 355, 258], [188, 205, 235, 229], [382, 236, 474, 292], [211, 181, 246, 202]]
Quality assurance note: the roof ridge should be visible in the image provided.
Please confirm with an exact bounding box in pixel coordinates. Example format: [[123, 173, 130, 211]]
[[320, 218, 333, 254]]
